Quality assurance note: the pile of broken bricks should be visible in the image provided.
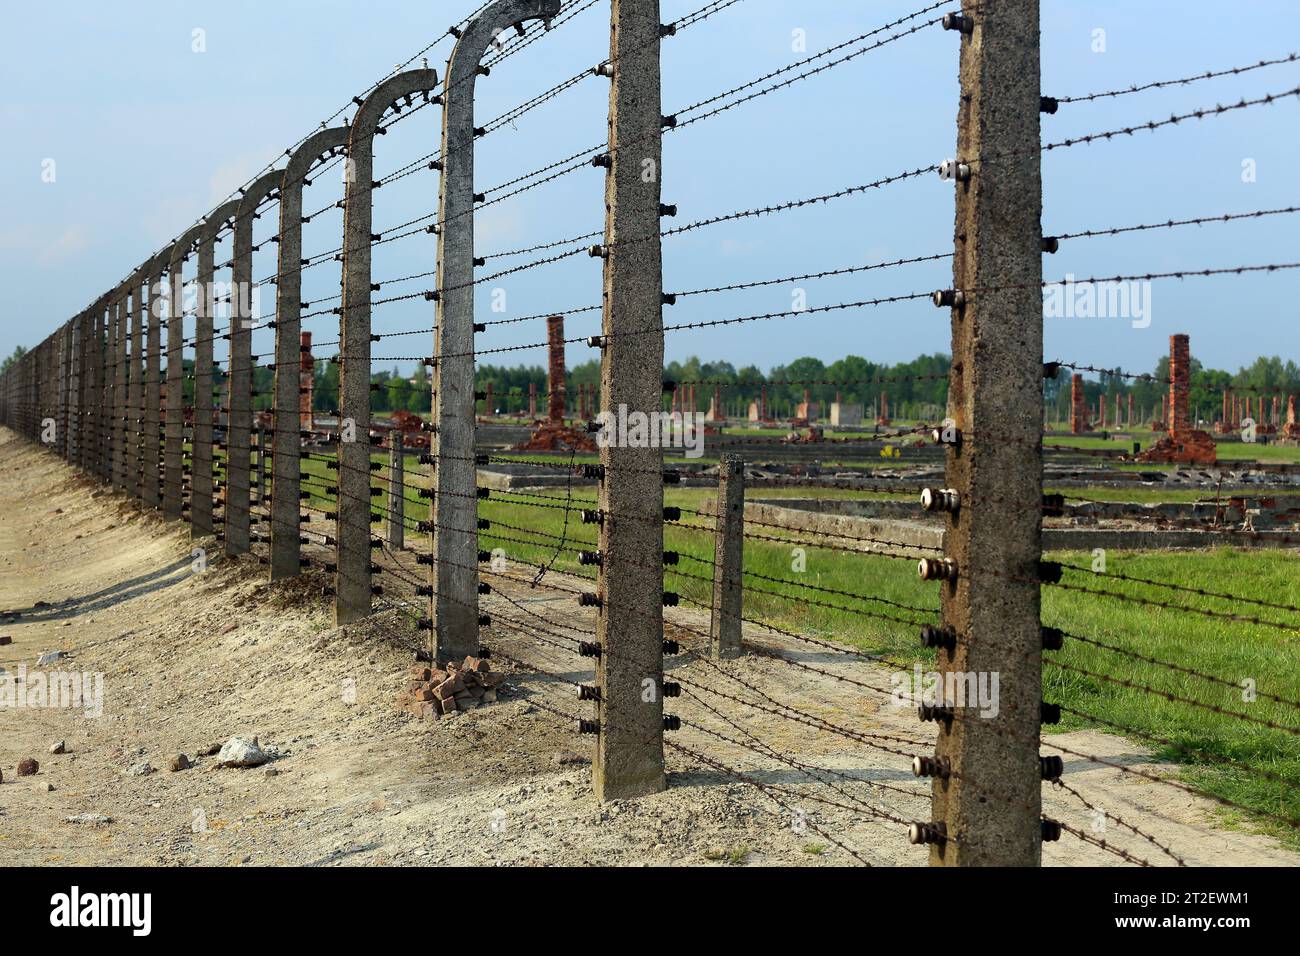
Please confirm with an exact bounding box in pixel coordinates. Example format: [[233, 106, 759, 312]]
[[400, 656, 504, 718]]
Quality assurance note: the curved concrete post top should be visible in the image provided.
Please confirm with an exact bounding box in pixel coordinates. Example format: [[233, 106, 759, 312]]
[[149, 244, 175, 275], [350, 68, 440, 144], [143, 244, 175, 320], [446, 0, 560, 96], [167, 223, 207, 275], [235, 168, 284, 224], [201, 198, 244, 248], [283, 125, 350, 187]]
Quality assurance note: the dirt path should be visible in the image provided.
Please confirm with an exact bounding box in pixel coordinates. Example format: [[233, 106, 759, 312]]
[[1, 427, 1295, 866]]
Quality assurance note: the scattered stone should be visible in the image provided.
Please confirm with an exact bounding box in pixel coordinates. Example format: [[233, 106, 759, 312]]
[[0, 636, 11, 646], [264, 767, 281, 778], [553, 751, 590, 767], [17, 758, 39, 777], [33, 601, 51, 610], [45, 783, 55, 792], [65, 813, 111, 826], [195, 743, 222, 757], [168, 754, 191, 772], [125, 761, 155, 777], [37, 650, 65, 665], [215, 736, 268, 768], [50, 740, 66, 755]]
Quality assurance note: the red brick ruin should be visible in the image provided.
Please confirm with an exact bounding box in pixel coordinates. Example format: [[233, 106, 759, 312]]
[[1285, 394, 1300, 441], [706, 384, 724, 422], [1137, 333, 1216, 464], [547, 315, 566, 422], [794, 387, 819, 425], [1257, 393, 1277, 436], [876, 390, 891, 427], [1216, 389, 1232, 434], [1069, 373, 1088, 434], [514, 314, 596, 452]]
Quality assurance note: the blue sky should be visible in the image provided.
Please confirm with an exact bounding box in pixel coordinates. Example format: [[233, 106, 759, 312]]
[[2, 0, 1297, 378]]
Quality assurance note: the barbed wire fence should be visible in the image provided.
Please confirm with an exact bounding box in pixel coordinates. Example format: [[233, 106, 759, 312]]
[[2, 0, 1298, 867]]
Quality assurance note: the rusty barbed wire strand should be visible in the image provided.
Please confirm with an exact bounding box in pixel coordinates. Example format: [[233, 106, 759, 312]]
[[1057, 561, 1300, 619], [1054, 52, 1298, 105]]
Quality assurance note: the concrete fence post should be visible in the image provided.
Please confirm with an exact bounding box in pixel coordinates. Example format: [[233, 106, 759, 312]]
[[166, 227, 204, 522], [46, 337, 55, 445], [591, 0, 667, 801], [73, 311, 89, 467], [70, 321, 80, 461], [129, 270, 145, 500], [91, 305, 106, 480], [710, 455, 744, 659], [32, 340, 40, 444], [33, 340, 43, 442], [228, 171, 284, 557], [430, 0, 558, 660], [144, 252, 170, 509], [72, 318, 84, 463], [335, 67, 440, 626], [927, 0, 1044, 866], [272, 126, 350, 582], [194, 203, 241, 537], [59, 322, 69, 460], [388, 433, 405, 549], [58, 321, 72, 461], [112, 291, 128, 491], [253, 426, 266, 508]]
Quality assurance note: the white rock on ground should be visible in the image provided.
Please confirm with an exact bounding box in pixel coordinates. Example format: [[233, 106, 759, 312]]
[[216, 736, 268, 768]]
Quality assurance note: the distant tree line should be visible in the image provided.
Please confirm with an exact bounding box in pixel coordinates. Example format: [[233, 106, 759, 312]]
[[24, 343, 1287, 423]]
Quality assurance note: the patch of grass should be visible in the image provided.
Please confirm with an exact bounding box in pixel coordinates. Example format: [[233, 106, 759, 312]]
[[802, 843, 827, 856], [703, 843, 751, 865]]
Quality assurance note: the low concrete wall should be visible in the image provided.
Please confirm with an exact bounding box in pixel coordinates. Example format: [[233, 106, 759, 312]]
[[692, 499, 941, 557], [739, 498, 1299, 552]]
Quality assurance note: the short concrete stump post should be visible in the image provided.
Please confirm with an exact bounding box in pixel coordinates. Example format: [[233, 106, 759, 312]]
[[387, 434, 405, 550], [710, 455, 745, 659]]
